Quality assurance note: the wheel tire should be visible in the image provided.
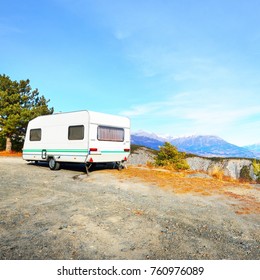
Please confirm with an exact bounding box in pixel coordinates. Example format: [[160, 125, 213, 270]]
[[48, 158, 60, 170], [117, 162, 124, 171]]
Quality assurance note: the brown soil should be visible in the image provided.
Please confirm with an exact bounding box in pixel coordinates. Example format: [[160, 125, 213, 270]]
[[0, 151, 22, 157], [0, 157, 259, 260], [114, 165, 260, 215]]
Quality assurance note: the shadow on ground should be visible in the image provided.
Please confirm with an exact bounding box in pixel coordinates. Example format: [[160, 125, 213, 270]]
[[27, 161, 120, 173]]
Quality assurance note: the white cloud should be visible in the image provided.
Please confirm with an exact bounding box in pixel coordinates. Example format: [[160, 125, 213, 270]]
[[120, 102, 164, 117], [28, 0, 260, 145], [121, 88, 260, 145]]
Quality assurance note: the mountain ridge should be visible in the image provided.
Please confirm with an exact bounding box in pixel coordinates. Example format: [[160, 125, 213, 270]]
[[131, 131, 258, 158], [243, 143, 260, 157]]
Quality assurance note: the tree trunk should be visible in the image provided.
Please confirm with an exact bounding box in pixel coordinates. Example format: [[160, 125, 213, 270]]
[[5, 136, 12, 152]]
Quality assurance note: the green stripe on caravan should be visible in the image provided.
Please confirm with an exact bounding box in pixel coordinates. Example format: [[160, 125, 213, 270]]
[[23, 149, 128, 153], [22, 110, 131, 170], [23, 149, 88, 153]]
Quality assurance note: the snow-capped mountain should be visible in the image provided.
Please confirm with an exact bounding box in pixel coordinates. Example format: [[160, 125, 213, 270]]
[[131, 134, 164, 150], [132, 130, 166, 142], [131, 131, 257, 158], [132, 130, 176, 142], [171, 135, 255, 158]]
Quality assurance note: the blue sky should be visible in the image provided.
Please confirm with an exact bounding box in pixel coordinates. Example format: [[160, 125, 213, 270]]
[[1, 0, 260, 146]]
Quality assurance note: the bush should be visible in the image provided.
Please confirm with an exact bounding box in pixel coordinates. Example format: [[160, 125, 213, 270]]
[[252, 159, 260, 183], [209, 166, 224, 180], [155, 142, 189, 170], [240, 166, 252, 182]]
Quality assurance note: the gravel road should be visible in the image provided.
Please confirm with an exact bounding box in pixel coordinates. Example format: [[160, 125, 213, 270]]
[[0, 157, 259, 260]]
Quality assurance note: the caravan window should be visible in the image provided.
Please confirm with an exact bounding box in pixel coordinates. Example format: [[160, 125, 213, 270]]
[[68, 125, 84, 140], [30, 129, 42, 141], [97, 126, 124, 142]]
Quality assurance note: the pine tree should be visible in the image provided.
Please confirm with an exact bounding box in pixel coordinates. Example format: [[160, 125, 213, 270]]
[[0, 74, 54, 151], [155, 142, 189, 170]]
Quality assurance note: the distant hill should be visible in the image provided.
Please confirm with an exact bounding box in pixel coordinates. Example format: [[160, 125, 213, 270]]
[[131, 132, 257, 158], [243, 143, 260, 158], [171, 135, 255, 158], [131, 135, 164, 150]]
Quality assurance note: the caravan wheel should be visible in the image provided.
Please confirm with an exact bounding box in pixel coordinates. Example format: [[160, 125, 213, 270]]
[[116, 161, 124, 171], [48, 158, 60, 170]]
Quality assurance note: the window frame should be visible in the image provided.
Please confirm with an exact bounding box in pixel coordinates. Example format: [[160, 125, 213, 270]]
[[68, 125, 85, 140], [97, 125, 124, 142], [29, 128, 42, 141]]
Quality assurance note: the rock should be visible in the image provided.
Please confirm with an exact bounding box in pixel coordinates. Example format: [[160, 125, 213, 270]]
[[224, 159, 255, 179], [128, 147, 257, 180], [187, 157, 256, 180], [127, 147, 155, 165], [186, 157, 212, 172]]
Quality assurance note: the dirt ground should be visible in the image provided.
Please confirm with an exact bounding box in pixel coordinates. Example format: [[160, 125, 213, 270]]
[[0, 157, 259, 260]]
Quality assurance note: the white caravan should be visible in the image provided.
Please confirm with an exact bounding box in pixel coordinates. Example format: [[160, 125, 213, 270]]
[[22, 110, 130, 172]]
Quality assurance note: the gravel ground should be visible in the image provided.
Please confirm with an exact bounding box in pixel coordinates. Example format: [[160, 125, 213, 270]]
[[0, 157, 259, 260]]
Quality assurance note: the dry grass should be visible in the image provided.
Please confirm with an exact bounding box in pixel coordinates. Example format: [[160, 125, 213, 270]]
[[119, 165, 247, 195], [209, 166, 224, 180], [0, 151, 22, 157], [223, 191, 260, 215], [112, 165, 260, 215]]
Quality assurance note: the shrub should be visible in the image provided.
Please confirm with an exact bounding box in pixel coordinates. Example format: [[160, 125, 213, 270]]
[[209, 166, 224, 180], [252, 159, 260, 183], [240, 166, 252, 182], [154, 142, 189, 170]]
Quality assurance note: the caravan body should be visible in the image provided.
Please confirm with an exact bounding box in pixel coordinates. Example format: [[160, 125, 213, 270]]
[[22, 110, 130, 170]]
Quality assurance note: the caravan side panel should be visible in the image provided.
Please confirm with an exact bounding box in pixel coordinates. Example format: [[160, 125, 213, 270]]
[[23, 111, 90, 163], [23, 110, 131, 165], [86, 111, 130, 163]]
